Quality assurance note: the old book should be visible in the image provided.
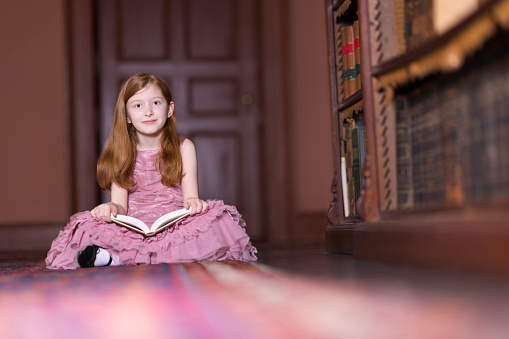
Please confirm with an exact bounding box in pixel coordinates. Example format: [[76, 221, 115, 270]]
[[350, 116, 367, 206], [356, 117, 367, 188], [440, 86, 465, 206], [404, 0, 435, 50], [468, 47, 508, 200], [494, 50, 509, 197], [351, 122, 361, 207], [353, 20, 362, 92], [395, 95, 414, 210], [341, 25, 356, 99], [422, 86, 445, 209], [410, 84, 444, 209], [111, 208, 191, 236], [393, 0, 407, 54], [341, 157, 350, 217], [343, 119, 356, 214], [430, 88, 445, 208], [464, 58, 486, 200], [409, 90, 425, 208]]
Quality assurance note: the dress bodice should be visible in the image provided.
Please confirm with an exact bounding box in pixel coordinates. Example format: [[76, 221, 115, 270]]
[[127, 150, 184, 225]]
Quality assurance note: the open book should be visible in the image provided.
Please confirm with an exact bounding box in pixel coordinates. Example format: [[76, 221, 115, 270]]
[[111, 208, 191, 236]]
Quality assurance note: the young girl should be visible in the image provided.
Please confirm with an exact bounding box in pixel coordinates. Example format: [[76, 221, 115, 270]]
[[46, 73, 257, 269]]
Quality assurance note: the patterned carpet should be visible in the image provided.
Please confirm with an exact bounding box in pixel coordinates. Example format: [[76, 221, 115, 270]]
[[1, 259, 508, 338]]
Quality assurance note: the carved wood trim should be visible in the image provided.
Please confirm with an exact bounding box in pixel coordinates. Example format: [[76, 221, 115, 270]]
[[358, 0, 380, 220], [326, 0, 346, 224], [372, 88, 398, 211], [327, 170, 340, 225], [360, 0, 398, 213], [332, 6, 345, 104]]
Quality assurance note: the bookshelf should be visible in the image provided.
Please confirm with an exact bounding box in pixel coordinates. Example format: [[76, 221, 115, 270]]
[[325, 0, 509, 275], [326, 0, 381, 253]]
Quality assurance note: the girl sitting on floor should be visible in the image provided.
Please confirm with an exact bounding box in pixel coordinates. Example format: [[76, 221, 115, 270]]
[[46, 72, 257, 269]]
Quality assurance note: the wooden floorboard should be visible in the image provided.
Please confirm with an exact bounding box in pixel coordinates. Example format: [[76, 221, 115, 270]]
[[3, 246, 509, 336]]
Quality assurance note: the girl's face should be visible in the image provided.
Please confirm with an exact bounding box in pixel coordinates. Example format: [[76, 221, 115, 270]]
[[126, 84, 174, 144]]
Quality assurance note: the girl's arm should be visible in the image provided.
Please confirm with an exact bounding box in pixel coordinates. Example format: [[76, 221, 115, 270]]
[[181, 138, 209, 215], [90, 182, 128, 222]]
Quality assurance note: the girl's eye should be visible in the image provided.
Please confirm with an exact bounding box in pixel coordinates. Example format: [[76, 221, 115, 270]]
[[135, 104, 142, 108], [153, 101, 161, 105]]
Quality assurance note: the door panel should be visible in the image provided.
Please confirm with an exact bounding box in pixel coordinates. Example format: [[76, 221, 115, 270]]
[[189, 78, 238, 115], [97, 0, 263, 239], [192, 133, 241, 206], [118, 0, 170, 60], [186, 0, 235, 59]]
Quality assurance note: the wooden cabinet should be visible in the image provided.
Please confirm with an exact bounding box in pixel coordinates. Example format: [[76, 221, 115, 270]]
[[325, 0, 509, 275]]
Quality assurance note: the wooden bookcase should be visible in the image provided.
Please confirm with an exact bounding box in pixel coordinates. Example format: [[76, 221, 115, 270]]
[[325, 0, 509, 275]]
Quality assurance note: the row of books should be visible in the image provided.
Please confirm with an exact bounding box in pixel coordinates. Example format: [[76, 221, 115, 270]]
[[403, 0, 435, 51], [342, 114, 366, 216], [333, 18, 362, 101], [401, 0, 485, 53], [395, 31, 509, 210]]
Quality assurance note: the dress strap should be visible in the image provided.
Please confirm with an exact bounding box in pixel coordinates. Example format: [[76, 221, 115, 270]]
[[177, 134, 187, 145]]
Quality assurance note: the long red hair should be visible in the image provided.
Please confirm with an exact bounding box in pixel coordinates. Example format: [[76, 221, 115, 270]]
[[97, 73, 182, 192]]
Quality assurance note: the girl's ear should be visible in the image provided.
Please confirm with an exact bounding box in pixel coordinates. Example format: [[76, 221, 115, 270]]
[[168, 101, 175, 118]]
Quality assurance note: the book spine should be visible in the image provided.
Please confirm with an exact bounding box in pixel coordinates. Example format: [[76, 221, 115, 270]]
[[410, 86, 444, 209], [440, 86, 465, 206], [404, 0, 435, 50], [395, 95, 414, 210], [344, 120, 356, 214], [465, 60, 486, 200], [468, 49, 507, 200], [393, 0, 407, 55], [496, 50, 509, 197], [410, 90, 425, 208], [341, 157, 350, 217], [351, 123, 361, 207], [356, 117, 367, 188], [353, 20, 362, 92], [425, 88, 445, 208], [341, 26, 355, 99], [412, 88, 445, 208], [395, 29, 509, 209]]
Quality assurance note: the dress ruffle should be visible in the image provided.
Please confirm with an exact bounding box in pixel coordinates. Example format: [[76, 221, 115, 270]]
[[45, 200, 257, 270], [46, 148, 257, 270]]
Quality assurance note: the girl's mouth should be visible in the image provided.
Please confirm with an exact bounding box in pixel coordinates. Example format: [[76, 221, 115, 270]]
[[142, 120, 157, 124]]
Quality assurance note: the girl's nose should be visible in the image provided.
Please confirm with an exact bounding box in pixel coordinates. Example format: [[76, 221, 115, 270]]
[[145, 107, 154, 116]]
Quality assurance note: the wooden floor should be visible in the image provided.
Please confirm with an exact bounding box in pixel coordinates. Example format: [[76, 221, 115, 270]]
[[3, 246, 509, 337], [257, 246, 509, 336]]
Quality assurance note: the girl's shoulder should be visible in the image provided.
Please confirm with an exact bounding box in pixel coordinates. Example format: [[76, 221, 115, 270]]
[[178, 136, 197, 157], [178, 135, 195, 152]]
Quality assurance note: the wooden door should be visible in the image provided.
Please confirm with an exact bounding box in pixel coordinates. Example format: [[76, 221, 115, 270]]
[[96, 0, 263, 240]]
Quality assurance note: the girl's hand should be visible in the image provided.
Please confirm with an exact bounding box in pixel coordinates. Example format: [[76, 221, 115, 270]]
[[184, 197, 208, 215], [90, 202, 119, 222]]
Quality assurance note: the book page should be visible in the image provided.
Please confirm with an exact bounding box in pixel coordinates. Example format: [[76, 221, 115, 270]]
[[110, 215, 150, 234], [151, 208, 191, 232]]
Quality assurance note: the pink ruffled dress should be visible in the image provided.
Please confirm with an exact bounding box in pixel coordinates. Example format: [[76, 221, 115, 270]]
[[45, 149, 257, 270]]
